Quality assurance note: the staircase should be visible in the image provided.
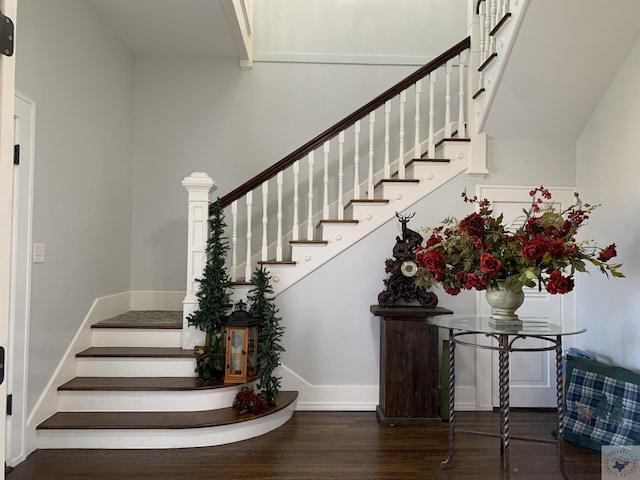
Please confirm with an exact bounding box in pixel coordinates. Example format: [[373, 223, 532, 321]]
[[33, 1, 525, 450], [35, 310, 297, 449]]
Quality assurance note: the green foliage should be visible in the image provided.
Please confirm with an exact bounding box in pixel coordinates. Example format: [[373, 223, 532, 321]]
[[187, 201, 232, 384], [194, 334, 225, 386], [247, 267, 285, 404]]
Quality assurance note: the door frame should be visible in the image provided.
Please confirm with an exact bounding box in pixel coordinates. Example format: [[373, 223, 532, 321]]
[[0, 0, 18, 471], [7, 94, 35, 466]]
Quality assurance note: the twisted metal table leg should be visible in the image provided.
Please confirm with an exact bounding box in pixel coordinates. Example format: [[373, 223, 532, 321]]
[[555, 338, 570, 479], [441, 331, 455, 469], [498, 334, 510, 480]]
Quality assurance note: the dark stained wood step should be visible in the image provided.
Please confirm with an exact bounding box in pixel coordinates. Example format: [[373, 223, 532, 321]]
[[37, 391, 298, 430], [478, 52, 498, 72], [58, 377, 209, 392], [289, 240, 328, 245], [92, 310, 182, 329], [76, 347, 194, 358], [374, 178, 420, 190]]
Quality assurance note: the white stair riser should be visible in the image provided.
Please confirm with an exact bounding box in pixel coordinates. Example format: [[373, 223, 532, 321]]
[[76, 358, 196, 377], [58, 387, 239, 412], [91, 329, 182, 348], [36, 402, 296, 449]]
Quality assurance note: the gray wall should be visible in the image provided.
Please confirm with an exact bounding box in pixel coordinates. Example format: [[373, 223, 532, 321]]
[[577, 35, 640, 371], [16, 0, 135, 412]]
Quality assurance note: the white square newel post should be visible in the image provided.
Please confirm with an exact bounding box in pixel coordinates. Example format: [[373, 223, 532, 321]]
[[181, 172, 216, 349]]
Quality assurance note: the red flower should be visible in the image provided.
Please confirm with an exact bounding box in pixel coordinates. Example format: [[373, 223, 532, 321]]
[[418, 250, 445, 274], [444, 286, 461, 295], [545, 270, 575, 294], [480, 253, 503, 277], [521, 237, 547, 260], [459, 213, 485, 237], [464, 273, 487, 290], [425, 233, 443, 248], [598, 243, 617, 262]]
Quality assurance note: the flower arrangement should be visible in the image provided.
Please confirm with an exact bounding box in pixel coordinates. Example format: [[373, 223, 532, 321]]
[[415, 186, 623, 295], [233, 386, 268, 415]]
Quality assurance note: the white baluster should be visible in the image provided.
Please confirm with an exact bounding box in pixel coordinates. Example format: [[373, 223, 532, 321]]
[[428, 72, 436, 158], [292, 161, 300, 241], [489, 0, 497, 54], [323, 141, 330, 218], [445, 60, 452, 138], [458, 51, 467, 138], [276, 172, 283, 261], [231, 200, 238, 281], [414, 80, 422, 158], [338, 131, 345, 220], [478, 0, 487, 92], [398, 91, 406, 178], [261, 180, 268, 261], [502, 0, 509, 17], [384, 101, 391, 178], [353, 120, 361, 199], [368, 111, 375, 200], [485, 0, 492, 58], [306, 151, 315, 240], [245, 190, 253, 282]]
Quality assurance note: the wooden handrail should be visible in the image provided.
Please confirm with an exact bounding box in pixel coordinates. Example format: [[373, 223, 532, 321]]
[[214, 36, 471, 212]]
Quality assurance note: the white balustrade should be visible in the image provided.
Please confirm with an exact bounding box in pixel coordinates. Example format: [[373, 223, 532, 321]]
[[428, 72, 436, 158], [323, 141, 330, 218], [445, 60, 452, 138], [292, 161, 300, 241], [384, 101, 391, 178], [276, 172, 283, 261], [413, 80, 422, 159], [368, 111, 375, 200], [261, 180, 268, 261], [245, 190, 253, 281], [306, 151, 314, 240], [338, 131, 345, 220], [398, 91, 406, 179], [458, 51, 466, 138], [231, 200, 238, 281], [353, 120, 361, 199]]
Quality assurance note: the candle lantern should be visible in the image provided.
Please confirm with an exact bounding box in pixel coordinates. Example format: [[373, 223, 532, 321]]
[[223, 300, 260, 384]]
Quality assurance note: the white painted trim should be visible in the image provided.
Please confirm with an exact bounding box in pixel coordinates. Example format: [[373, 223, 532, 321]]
[[253, 52, 437, 67]]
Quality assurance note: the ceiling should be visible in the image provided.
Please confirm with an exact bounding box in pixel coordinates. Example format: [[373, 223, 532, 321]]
[[485, 0, 640, 139], [88, 0, 239, 58]]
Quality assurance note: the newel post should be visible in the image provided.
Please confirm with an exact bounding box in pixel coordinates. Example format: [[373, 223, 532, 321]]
[[181, 172, 216, 349]]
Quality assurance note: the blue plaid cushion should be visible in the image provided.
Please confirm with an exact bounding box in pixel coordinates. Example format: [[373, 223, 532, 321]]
[[564, 356, 640, 451]]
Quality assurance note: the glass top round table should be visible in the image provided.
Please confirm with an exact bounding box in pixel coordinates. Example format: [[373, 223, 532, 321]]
[[427, 314, 586, 337]]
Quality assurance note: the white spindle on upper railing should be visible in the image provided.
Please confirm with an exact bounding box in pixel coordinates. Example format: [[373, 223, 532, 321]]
[[276, 171, 283, 261], [323, 141, 330, 218], [368, 111, 375, 200], [484, 1, 492, 59], [428, 72, 436, 158], [338, 131, 345, 220], [445, 60, 452, 138], [478, 1, 487, 91], [231, 200, 238, 281], [292, 161, 300, 241], [413, 80, 422, 159], [353, 120, 360, 198], [306, 151, 314, 240], [398, 91, 406, 179], [384, 101, 391, 178], [458, 51, 466, 138], [261, 180, 268, 261], [245, 190, 253, 281], [489, 0, 497, 55]]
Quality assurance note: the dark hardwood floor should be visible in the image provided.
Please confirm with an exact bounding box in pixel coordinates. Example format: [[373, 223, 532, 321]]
[[8, 410, 601, 480]]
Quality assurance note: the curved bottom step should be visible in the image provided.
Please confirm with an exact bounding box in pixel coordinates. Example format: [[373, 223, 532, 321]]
[[36, 391, 297, 449]]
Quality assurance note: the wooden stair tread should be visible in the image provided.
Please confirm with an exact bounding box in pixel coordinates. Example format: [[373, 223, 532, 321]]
[[58, 376, 208, 391], [76, 347, 194, 358], [37, 391, 298, 430], [93, 311, 182, 329], [289, 240, 328, 245]]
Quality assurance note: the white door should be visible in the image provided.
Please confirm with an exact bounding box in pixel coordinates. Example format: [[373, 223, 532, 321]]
[[475, 185, 578, 408], [7, 95, 34, 466], [0, 0, 17, 473]]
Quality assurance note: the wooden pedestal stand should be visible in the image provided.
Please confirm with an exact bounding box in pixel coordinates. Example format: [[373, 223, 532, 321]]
[[370, 305, 452, 425]]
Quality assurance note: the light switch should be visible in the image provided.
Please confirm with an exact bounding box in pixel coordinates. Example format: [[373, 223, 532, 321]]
[[33, 243, 45, 263]]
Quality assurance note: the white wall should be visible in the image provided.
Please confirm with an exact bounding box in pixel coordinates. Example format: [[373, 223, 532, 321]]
[[576, 35, 640, 370], [15, 0, 135, 412], [130, 0, 469, 291]]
